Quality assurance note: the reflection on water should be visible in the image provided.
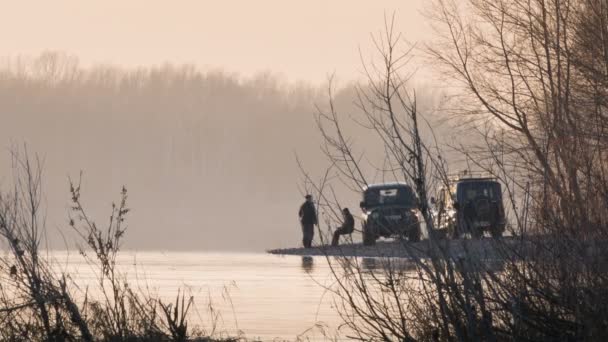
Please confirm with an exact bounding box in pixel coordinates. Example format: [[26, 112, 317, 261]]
[[49, 251, 505, 341], [301, 256, 314, 274], [54, 252, 340, 341], [360, 257, 419, 272], [359, 256, 506, 273], [361, 257, 377, 270]]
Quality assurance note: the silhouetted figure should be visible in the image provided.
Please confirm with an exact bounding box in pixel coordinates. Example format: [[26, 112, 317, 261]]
[[331, 208, 354, 246], [299, 195, 317, 248]]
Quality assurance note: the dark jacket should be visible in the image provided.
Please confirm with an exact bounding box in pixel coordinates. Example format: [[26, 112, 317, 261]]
[[338, 211, 355, 233], [299, 201, 318, 225]]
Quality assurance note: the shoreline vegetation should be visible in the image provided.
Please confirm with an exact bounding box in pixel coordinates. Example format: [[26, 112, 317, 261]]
[[0, 151, 250, 342]]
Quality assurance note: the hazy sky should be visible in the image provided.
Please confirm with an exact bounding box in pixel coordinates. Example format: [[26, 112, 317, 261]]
[[0, 0, 431, 83]]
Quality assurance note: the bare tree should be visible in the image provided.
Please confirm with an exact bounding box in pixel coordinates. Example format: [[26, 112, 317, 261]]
[[303, 3, 608, 339]]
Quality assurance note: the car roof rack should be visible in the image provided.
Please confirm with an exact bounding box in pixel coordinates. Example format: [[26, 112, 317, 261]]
[[448, 170, 497, 182], [363, 181, 410, 191]]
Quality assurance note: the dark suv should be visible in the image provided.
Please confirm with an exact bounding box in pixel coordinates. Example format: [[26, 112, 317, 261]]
[[360, 183, 421, 246], [434, 177, 506, 238]]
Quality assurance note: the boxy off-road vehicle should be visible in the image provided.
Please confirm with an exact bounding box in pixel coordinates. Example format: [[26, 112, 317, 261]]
[[433, 174, 506, 239], [360, 182, 421, 246]]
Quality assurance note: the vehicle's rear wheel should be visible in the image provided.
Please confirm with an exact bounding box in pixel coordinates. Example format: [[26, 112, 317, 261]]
[[471, 227, 484, 239], [362, 223, 376, 246], [408, 226, 421, 242], [490, 226, 503, 238]]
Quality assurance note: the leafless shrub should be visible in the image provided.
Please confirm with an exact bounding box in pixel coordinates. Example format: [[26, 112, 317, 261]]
[[0, 148, 244, 341], [0, 148, 92, 341]]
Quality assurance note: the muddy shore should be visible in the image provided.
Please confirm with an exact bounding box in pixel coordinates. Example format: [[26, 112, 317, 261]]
[[268, 236, 528, 260]]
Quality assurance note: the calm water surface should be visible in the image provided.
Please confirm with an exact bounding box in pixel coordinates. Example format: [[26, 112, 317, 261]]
[[53, 252, 343, 341]]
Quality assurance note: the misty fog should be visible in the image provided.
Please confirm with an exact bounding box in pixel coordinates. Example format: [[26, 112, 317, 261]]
[[0, 53, 453, 251]]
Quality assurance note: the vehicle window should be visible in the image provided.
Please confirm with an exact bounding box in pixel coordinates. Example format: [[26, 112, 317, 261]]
[[483, 188, 494, 198], [364, 187, 415, 207], [379, 189, 398, 204], [458, 181, 501, 201], [466, 189, 477, 200]]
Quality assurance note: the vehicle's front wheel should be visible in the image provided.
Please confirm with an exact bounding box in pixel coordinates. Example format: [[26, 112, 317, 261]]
[[362, 223, 376, 246], [471, 226, 484, 239], [408, 226, 421, 242], [490, 226, 503, 239]]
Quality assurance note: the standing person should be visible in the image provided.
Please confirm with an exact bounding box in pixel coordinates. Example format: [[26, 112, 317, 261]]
[[299, 195, 317, 248], [332, 208, 354, 247]]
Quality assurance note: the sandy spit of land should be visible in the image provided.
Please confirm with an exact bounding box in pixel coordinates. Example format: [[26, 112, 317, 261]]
[[267, 236, 530, 260]]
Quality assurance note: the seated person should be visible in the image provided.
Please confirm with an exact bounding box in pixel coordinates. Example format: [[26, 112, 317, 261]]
[[332, 208, 355, 246]]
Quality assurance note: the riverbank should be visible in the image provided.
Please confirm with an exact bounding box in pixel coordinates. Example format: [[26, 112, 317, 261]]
[[268, 236, 527, 260]]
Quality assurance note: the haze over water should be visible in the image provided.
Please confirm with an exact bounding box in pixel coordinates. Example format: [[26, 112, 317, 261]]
[[0, 1, 444, 253]]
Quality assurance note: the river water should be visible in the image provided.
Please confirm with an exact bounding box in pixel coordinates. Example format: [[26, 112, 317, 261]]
[[50, 251, 344, 341]]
